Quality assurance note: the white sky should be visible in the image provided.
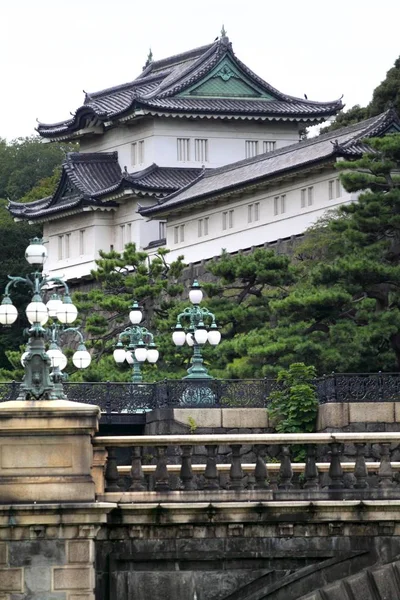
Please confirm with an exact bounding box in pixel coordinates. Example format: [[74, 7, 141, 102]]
[[1, 0, 399, 140]]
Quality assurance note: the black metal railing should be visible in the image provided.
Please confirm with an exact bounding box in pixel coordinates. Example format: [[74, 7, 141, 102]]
[[1, 373, 400, 412]]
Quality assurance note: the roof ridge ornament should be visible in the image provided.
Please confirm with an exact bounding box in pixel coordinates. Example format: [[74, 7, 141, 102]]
[[144, 48, 153, 70], [221, 25, 227, 37]]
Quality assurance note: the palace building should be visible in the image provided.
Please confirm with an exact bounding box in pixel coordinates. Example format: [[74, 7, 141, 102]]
[[9, 33, 399, 280]]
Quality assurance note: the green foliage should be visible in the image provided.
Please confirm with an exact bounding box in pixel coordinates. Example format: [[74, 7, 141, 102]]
[[321, 55, 400, 134], [268, 363, 318, 436], [187, 416, 197, 434]]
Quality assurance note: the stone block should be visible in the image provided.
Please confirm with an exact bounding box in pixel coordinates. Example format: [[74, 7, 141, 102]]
[[53, 567, 92, 591], [222, 409, 268, 429], [394, 403, 400, 422], [0, 569, 22, 592], [24, 566, 51, 592], [173, 408, 222, 428], [67, 541, 93, 564], [9, 541, 66, 567], [317, 403, 349, 430], [0, 545, 7, 565], [349, 402, 394, 423]]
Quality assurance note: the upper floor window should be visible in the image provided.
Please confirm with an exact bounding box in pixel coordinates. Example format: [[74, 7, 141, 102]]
[[198, 217, 209, 237], [222, 210, 234, 230], [307, 186, 314, 206], [263, 141, 276, 153], [195, 139, 208, 163], [174, 224, 185, 243], [65, 233, 71, 259], [79, 230, 86, 255], [274, 195, 286, 216], [329, 178, 342, 200], [58, 235, 64, 260], [245, 140, 258, 159], [248, 202, 260, 223], [177, 138, 190, 162], [159, 221, 166, 240], [301, 187, 313, 207], [131, 140, 144, 166]]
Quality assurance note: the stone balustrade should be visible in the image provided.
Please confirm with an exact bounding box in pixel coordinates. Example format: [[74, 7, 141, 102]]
[[93, 432, 400, 501]]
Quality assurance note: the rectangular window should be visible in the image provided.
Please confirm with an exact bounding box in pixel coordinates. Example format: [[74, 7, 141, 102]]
[[204, 217, 209, 235], [245, 140, 258, 159], [308, 186, 313, 206], [329, 180, 335, 200], [229, 209, 234, 229], [194, 139, 208, 162], [174, 226, 179, 244], [179, 224, 185, 242], [222, 211, 228, 231], [301, 188, 306, 208], [120, 225, 125, 249], [131, 140, 145, 166], [159, 221, 166, 239], [127, 223, 132, 243], [65, 233, 70, 259], [177, 138, 190, 162], [58, 235, 63, 260], [79, 230, 85, 255], [198, 219, 203, 238], [263, 141, 276, 153], [254, 202, 260, 221], [248, 204, 253, 223], [274, 195, 286, 215], [336, 178, 342, 198]]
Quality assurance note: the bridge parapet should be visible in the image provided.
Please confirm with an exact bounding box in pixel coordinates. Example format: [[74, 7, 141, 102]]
[[93, 432, 400, 503]]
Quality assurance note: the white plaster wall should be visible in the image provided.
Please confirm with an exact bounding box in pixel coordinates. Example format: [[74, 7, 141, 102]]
[[80, 117, 300, 171], [163, 170, 357, 264]]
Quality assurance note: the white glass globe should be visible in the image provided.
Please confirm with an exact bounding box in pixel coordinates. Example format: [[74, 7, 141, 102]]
[[21, 350, 30, 366], [72, 349, 91, 369], [46, 347, 65, 369], [186, 332, 195, 347], [59, 353, 68, 371], [46, 295, 63, 317], [194, 327, 208, 345], [126, 350, 134, 365], [26, 301, 49, 325], [129, 306, 143, 325], [135, 345, 148, 362], [172, 329, 186, 346], [113, 346, 126, 364], [208, 328, 221, 346], [0, 302, 18, 325], [56, 302, 78, 324], [25, 240, 47, 265], [189, 287, 203, 305], [147, 346, 159, 364]]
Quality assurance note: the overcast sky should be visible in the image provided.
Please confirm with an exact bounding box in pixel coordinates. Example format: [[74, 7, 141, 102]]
[[1, 0, 399, 141]]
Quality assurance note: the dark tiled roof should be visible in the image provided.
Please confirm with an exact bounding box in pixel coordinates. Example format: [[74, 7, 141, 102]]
[[37, 37, 343, 138], [8, 154, 202, 221], [141, 109, 400, 217]]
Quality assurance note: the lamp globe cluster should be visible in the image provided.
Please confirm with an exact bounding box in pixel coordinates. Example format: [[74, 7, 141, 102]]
[[172, 281, 221, 348]]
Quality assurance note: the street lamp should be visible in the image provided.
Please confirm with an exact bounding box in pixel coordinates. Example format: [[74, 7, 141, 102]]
[[0, 237, 91, 400], [172, 280, 221, 379], [113, 301, 159, 383]]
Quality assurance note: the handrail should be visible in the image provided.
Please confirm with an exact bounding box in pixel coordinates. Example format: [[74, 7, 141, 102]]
[[93, 432, 400, 446]]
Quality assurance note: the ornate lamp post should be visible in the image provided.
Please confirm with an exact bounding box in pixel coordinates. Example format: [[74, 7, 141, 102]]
[[0, 238, 91, 400], [113, 301, 159, 383], [172, 280, 221, 379]]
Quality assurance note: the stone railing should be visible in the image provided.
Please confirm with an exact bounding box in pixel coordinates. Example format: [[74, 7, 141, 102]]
[[93, 432, 400, 500]]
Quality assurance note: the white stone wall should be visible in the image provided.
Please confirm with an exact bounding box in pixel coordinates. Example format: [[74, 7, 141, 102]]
[[162, 170, 357, 264], [80, 117, 301, 171]]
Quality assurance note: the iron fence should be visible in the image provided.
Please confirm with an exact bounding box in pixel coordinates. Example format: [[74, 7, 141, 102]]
[[0, 373, 400, 412]]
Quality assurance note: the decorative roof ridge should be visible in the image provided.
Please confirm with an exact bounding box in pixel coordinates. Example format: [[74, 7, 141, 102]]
[[66, 151, 119, 163], [137, 41, 217, 79], [8, 195, 53, 208], [145, 42, 224, 100], [339, 108, 400, 149], [126, 163, 159, 181], [37, 104, 107, 132]]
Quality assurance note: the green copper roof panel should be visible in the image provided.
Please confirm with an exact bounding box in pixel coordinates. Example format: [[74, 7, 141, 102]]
[[179, 57, 274, 99]]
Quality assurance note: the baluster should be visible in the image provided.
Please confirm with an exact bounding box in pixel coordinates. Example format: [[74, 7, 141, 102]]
[[254, 445, 268, 489], [304, 445, 319, 490], [278, 446, 293, 490], [354, 443, 368, 489], [154, 446, 170, 491], [379, 443, 394, 489], [129, 446, 145, 491], [328, 443, 344, 489], [105, 446, 120, 492], [230, 445, 244, 490], [204, 445, 219, 490], [180, 445, 195, 490]]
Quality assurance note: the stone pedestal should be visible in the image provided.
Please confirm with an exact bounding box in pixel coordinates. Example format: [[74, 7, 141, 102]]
[[0, 399, 100, 503]]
